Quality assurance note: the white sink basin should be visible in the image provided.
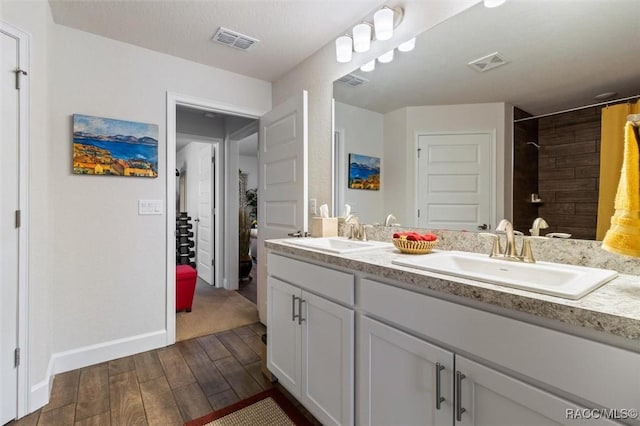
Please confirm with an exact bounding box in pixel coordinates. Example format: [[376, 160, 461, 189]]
[[392, 251, 618, 299], [285, 237, 392, 254]]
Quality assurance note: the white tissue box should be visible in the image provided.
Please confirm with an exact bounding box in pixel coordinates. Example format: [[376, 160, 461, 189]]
[[310, 217, 338, 237]]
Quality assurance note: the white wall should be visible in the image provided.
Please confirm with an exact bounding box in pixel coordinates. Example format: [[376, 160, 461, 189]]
[[384, 103, 510, 226], [239, 155, 258, 190], [3, 1, 271, 411], [383, 108, 409, 224], [1, 0, 55, 403], [334, 102, 384, 224]]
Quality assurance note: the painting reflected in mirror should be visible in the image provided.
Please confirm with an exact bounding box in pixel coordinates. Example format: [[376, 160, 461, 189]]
[[332, 0, 640, 240]]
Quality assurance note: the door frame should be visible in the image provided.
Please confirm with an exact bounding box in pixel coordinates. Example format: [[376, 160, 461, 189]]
[[413, 130, 497, 230], [166, 92, 262, 345], [0, 20, 30, 419]]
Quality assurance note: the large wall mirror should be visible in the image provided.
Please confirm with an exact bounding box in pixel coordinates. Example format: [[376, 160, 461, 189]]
[[332, 0, 640, 240]]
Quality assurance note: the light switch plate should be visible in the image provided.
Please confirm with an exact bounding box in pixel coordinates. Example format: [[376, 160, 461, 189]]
[[139, 200, 163, 215]]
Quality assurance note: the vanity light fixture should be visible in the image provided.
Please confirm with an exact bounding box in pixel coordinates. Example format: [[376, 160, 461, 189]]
[[353, 23, 372, 53], [398, 37, 416, 52], [360, 60, 375, 72], [334, 5, 404, 63], [336, 35, 353, 63], [378, 49, 394, 64], [483, 0, 507, 8]]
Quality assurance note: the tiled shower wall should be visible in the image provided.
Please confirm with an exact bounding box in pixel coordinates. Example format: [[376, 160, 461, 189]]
[[537, 106, 601, 240]]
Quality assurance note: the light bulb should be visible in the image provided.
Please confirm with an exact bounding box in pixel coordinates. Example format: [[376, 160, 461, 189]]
[[353, 23, 371, 53], [374, 7, 394, 41], [378, 49, 394, 64], [335, 36, 353, 63], [360, 60, 375, 72], [398, 37, 416, 52]]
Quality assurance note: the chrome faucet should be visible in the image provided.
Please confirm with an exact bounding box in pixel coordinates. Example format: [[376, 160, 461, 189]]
[[490, 219, 535, 263], [529, 217, 549, 237]]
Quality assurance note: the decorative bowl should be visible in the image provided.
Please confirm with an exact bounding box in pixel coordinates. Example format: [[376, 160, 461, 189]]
[[392, 238, 437, 254]]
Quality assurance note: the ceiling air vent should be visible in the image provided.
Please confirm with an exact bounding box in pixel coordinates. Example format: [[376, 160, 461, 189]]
[[336, 73, 369, 87], [212, 27, 259, 51], [468, 52, 510, 73]]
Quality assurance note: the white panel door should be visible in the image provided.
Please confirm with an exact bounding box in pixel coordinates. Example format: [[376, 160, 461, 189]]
[[266, 277, 301, 395], [301, 291, 354, 426], [417, 133, 493, 231], [455, 356, 621, 426], [196, 143, 213, 284], [358, 316, 454, 426], [1, 29, 19, 425], [257, 91, 308, 323]]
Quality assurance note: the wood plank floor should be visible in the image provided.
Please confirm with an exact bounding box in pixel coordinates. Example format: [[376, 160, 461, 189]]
[[10, 323, 320, 426]]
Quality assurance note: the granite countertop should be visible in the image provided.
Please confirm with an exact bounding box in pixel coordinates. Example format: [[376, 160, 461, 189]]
[[266, 238, 640, 341]]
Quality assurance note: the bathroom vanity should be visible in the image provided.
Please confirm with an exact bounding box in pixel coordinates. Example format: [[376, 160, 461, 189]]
[[265, 237, 640, 426]]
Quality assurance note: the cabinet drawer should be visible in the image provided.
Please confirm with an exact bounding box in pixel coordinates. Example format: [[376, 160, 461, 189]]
[[268, 253, 354, 305], [360, 278, 640, 412]]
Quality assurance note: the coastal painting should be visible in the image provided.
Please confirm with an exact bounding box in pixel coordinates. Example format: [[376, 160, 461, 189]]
[[348, 153, 380, 190], [73, 114, 158, 177]]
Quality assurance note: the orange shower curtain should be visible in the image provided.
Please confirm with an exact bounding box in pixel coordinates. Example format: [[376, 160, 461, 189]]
[[596, 102, 640, 240]]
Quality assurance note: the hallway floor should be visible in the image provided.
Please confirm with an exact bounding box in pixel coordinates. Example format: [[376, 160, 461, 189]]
[[9, 323, 320, 426], [176, 276, 258, 342], [236, 261, 257, 304]]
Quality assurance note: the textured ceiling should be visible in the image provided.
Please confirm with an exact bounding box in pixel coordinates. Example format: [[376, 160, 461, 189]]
[[48, 0, 385, 82], [334, 0, 640, 115]]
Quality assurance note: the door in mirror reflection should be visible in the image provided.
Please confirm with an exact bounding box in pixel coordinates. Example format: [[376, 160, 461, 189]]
[[417, 132, 494, 231]]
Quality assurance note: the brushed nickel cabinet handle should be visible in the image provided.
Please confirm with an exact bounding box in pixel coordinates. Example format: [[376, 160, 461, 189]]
[[455, 371, 466, 421], [435, 363, 445, 410], [298, 298, 306, 324], [292, 295, 299, 322]]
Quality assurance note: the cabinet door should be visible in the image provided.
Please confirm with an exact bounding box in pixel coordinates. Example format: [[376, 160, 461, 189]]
[[455, 356, 622, 426], [358, 316, 454, 426], [267, 277, 301, 396], [300, 291, 354, 426]]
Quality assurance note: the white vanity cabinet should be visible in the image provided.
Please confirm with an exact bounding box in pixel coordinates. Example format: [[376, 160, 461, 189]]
[[359, 278, 636, 426], [358, 315, 604, 426], [266, 246, 639, 426], [266, 253, 355, 426]]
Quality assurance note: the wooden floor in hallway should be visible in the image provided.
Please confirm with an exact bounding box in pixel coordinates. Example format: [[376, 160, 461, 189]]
[[9, 323, 319, 426]]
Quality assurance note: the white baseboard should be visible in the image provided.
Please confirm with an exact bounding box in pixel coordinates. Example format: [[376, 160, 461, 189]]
[[29, 358, 54, 412], [29, 329, 167, 412]]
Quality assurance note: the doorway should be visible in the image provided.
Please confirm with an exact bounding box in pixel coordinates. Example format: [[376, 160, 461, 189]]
[[1, 21, 29, 422], [169, 97, 260, 343]]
